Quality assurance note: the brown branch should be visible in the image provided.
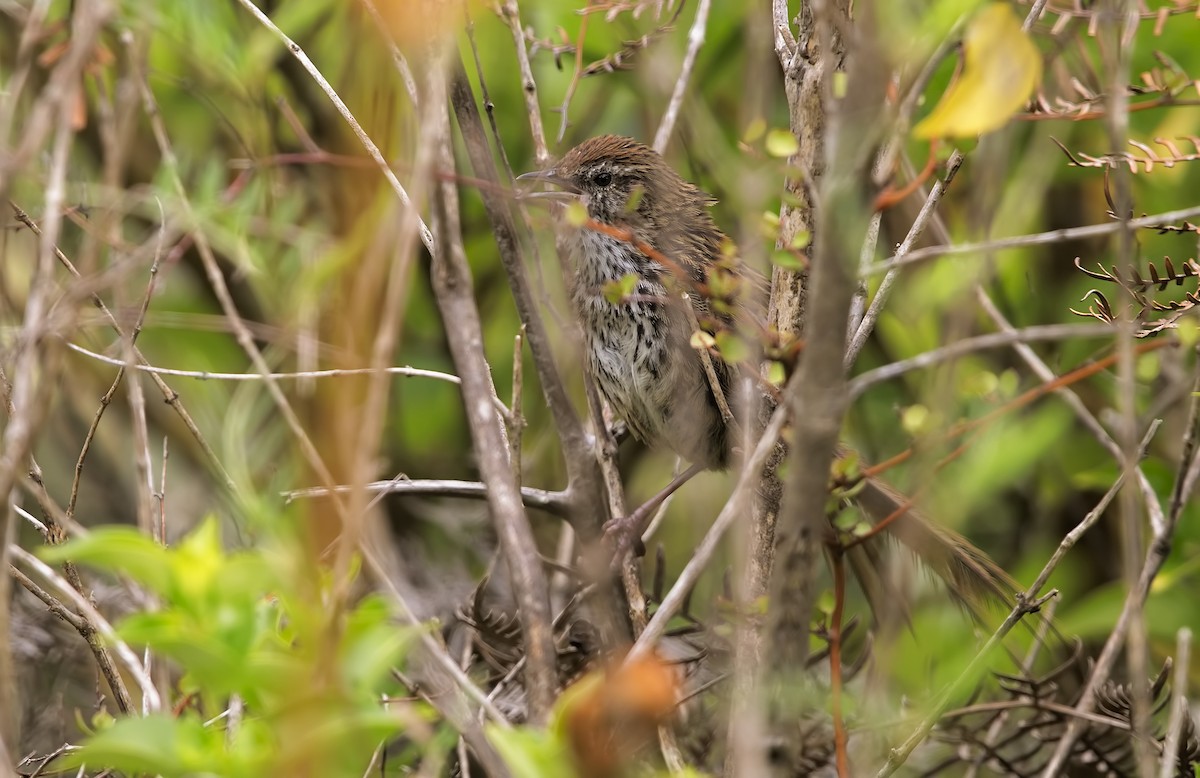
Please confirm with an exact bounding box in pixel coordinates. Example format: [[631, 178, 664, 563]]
[[449, 65, 634, 654], [431, 71, 557, 725], [10, 546, 158, 712], [450, 68, 612, 540], [767, 0, 885, 687], [0, 4, 114, 754], [829, 548, 850, 777]]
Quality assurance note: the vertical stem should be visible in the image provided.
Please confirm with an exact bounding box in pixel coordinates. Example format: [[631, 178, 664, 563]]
[[429, 74, 557, 723], [1100, 2, 1152, 774]]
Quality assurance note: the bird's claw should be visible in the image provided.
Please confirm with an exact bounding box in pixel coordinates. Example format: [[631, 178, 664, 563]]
[[603, 514, 646, 565]]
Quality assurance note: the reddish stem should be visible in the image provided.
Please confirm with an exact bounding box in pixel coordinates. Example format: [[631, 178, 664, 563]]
[[829, 547, 850, 777]]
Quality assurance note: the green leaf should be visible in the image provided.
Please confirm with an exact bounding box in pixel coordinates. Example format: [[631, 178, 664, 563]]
[[900, 404, 933, 436], [832, 71, 848, 99], [623, 183, 646, 213], [62, 714, 229, 776], [602, 273, 638, 304], [486, 723, 574, 778], [1178, 318, 1199, 348], [742, 117, 767, 144], [171, 517, 227, 602], [40, 528, 172, 594], [714, 331, 749, 364], [689, 330, 716, 349], [770, 248, 807, 271], [342, 595, 418, 694], [760, 210, 782, 240], [1136, 353, 1161, 382]]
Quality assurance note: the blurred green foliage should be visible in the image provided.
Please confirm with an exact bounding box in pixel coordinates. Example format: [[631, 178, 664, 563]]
[[5, 0, 1200, 773], [41, 519, 421, 776]]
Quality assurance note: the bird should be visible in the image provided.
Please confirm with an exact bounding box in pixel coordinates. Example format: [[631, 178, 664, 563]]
[[518, 134, 1016, 608]]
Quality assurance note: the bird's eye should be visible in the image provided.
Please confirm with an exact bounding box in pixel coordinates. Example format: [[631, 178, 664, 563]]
[[592, 171, 613, 187]]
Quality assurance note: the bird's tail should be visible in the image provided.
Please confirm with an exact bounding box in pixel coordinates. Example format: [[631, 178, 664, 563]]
[[851, 469, 1020, 612]]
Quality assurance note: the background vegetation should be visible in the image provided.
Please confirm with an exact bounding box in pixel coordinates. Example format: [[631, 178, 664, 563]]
[[1, 0, 1199, 775]]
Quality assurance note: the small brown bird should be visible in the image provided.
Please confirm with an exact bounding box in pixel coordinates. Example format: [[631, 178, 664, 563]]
[[522, 136, 734, 470], [520, 135, 1014, 606]]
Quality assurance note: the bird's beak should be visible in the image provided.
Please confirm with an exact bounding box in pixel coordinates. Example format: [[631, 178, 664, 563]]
[[515, 169, 581, 203]]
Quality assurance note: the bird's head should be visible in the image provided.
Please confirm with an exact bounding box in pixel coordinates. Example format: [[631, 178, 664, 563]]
[[518, 135, 707, 229]]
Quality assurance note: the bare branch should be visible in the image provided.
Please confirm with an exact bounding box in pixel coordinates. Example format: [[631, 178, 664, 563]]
[[10, 545, 159, 712], [868, 204, 1200, 275], [429, 68, 557, 724], [878, 420, 1161, 776], [847, 323, 1118, 399], [282, 478, 570, 516], [652, 0, 712, 153]]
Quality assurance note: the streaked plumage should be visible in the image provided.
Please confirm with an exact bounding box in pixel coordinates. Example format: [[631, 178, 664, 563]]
[[530, 135, 1016, 609], [550, 135, 733, 468]]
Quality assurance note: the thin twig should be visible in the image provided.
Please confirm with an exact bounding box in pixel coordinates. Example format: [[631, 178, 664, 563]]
[[1039, 375, 1190, 776], [282, 478, 570, 516], [10, 546, 160, 712], [499, 0, 552, 167], [9, 203, 236, 494], [848, 323, 1117, 398], [866, 204, 1200, 276], [231, 0, 433, 251], [652, 0, 712, 154], [120, 205, 167, 537], [846, 151, 964, 367], [829, 549, 849, 776], [555, 13, 589, 144], [354, 0, 420, 106], [878, 419, 1161, 776], [1165, 343, 1200, 525], [68, 341, 493, 392], [683, 295, 735, 424], [1100, 3, 1152, 773], [628, 373, 792, 661], [359, 543, 511, 728], [976, 288, 1165, 532], [126, 32, 350, 522], [0, 32, 100, 749], [1158, 627, 1192, 778]]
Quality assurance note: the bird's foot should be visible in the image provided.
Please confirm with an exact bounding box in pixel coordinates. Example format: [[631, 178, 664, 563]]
[[603, 510, 650, 567]]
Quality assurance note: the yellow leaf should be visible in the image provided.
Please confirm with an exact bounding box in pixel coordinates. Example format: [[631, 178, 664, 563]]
[[565, 201, 589, 227], [914, 3, 1041, 139], [900, 403, 932, 436], [742, 117, 767, 144], [765, 129, 799, 158]]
